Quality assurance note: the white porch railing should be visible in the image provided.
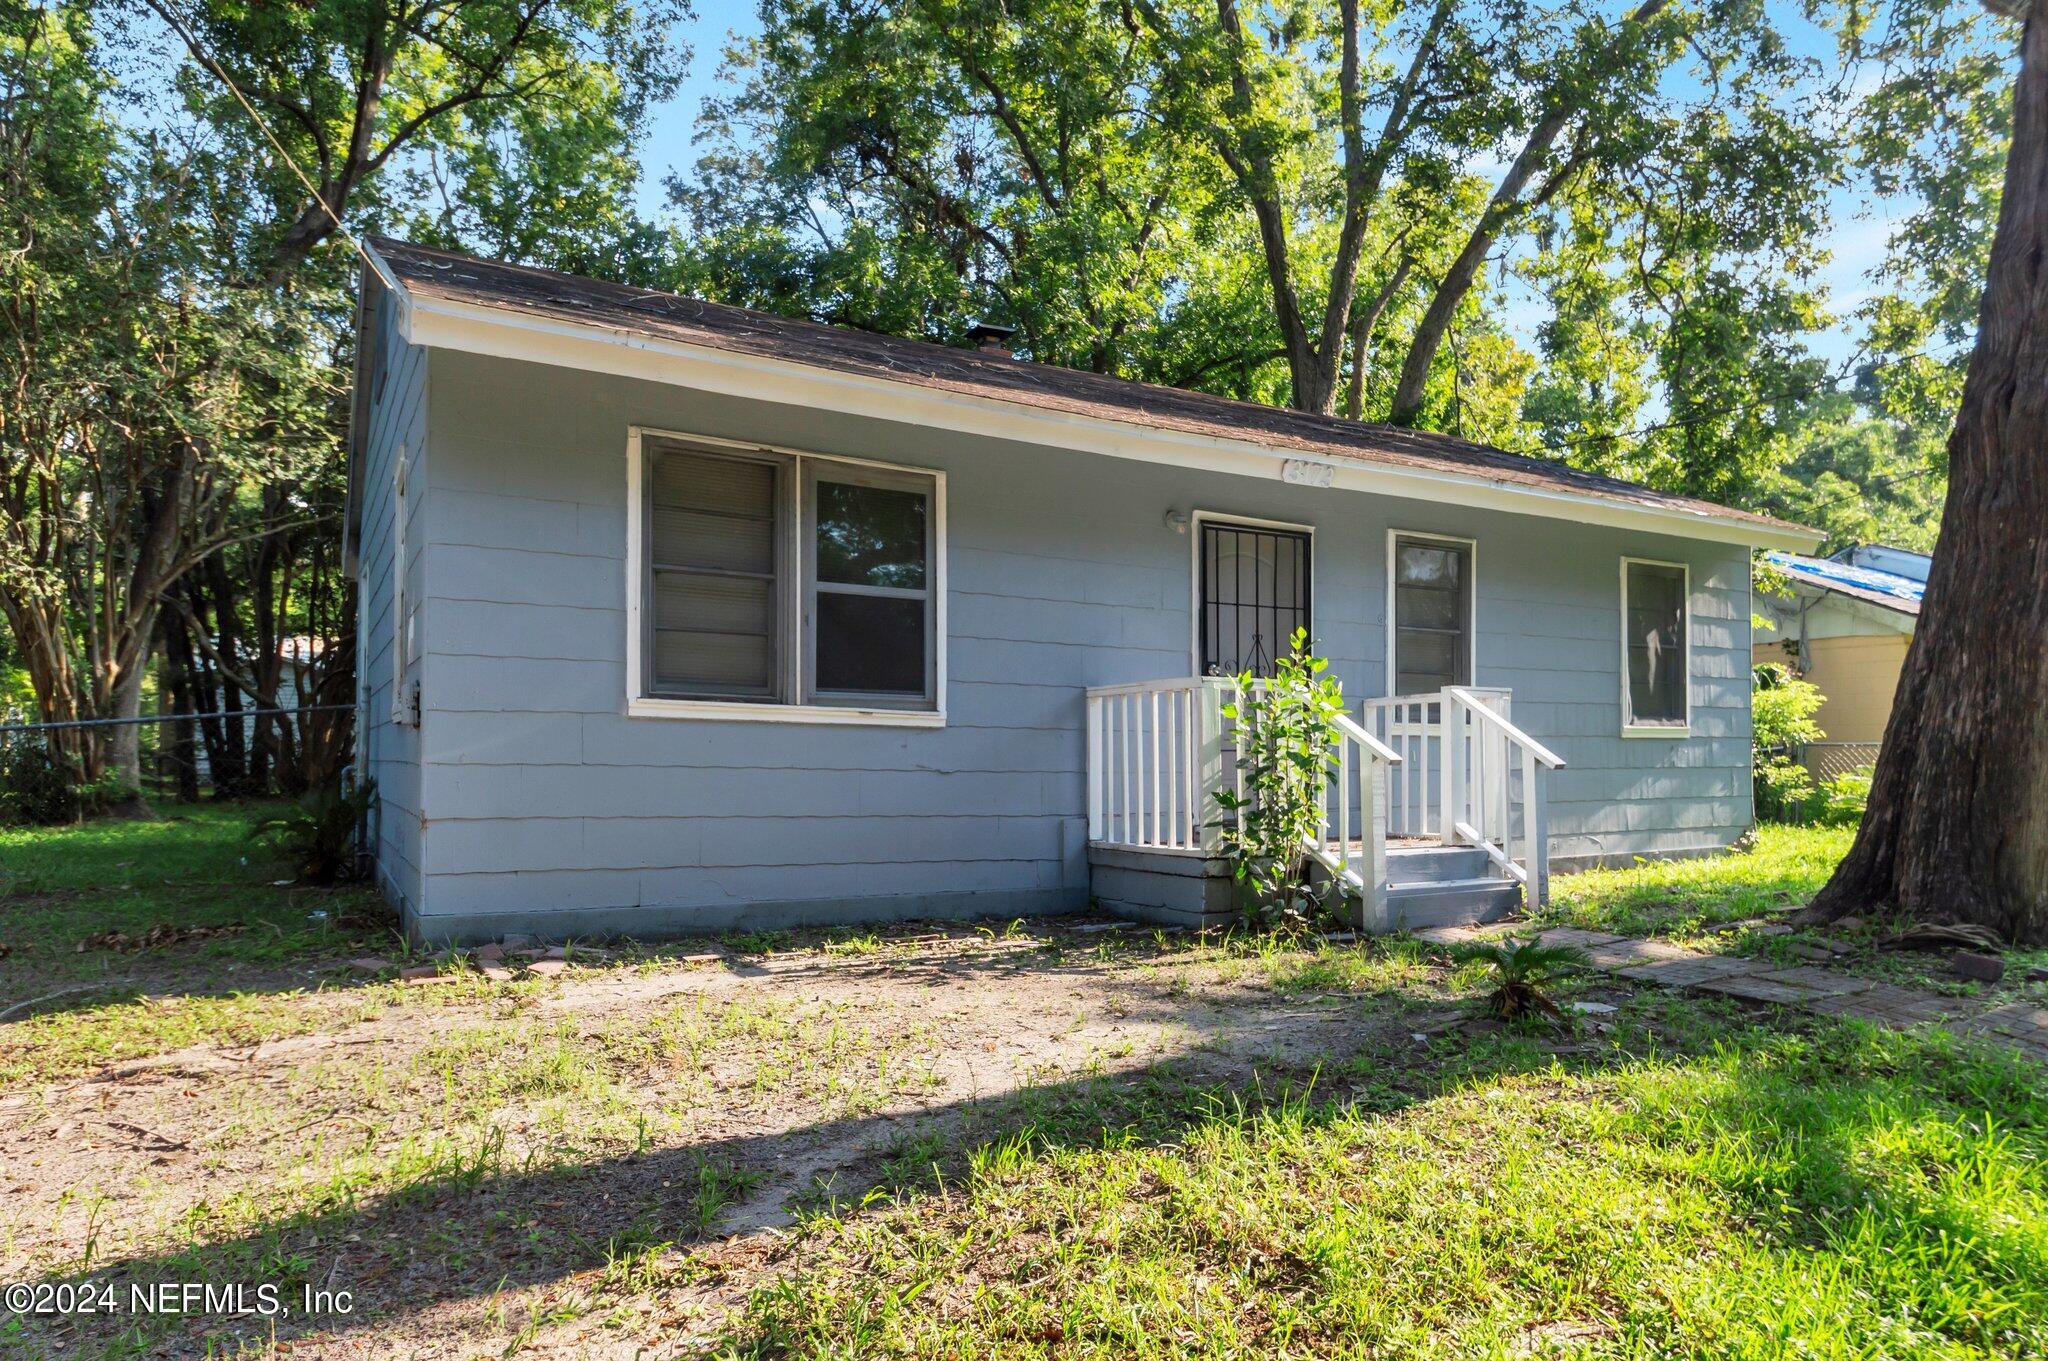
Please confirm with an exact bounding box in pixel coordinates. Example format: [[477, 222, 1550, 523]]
[[1359, 687, 1565, 906], [1084, 678, 1221, 854], [1359, 687, 1512, 837], [1089, 679, 1565, 915], [1085, 677, 1403, 911], [1304, 711, 1404, 903]]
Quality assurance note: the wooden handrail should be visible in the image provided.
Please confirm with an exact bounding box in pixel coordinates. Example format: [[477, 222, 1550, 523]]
[[1443, 686, 1567, 769], [1332, 711, 1403, 765]]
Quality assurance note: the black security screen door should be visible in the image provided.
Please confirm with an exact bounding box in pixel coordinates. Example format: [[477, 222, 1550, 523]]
[[1200, 521, 1311, 676]]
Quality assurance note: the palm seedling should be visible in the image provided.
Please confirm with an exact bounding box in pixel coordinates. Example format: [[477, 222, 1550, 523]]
[[1457, 934, 1593, 1023]]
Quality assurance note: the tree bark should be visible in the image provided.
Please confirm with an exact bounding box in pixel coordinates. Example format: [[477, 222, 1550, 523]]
[[1345, 254, 1412, 420], [1386, 0, 1667, 427], [1196, 0, 1447, 414], [106, 656, 148, 796], [1806, 0, 2048, 943], [1387, 105, 1574, 425]]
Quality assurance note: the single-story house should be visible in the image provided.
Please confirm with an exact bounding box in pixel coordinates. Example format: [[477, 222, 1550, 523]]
[[1753, 546, 1925, 777], [344, 238, 1822, 944]]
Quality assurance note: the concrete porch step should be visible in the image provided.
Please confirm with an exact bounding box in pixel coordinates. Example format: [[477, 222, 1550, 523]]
[[1383, 873, 1522, 931], [1385, 843, 1495, 883]]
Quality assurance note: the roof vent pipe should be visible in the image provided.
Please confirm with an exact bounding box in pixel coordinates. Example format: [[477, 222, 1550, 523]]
[[966, 319, 1019, 357]]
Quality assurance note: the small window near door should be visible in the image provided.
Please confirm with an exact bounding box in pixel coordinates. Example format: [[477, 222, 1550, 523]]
[[1199, 519, 1311, 675], [1390, 534, 1472, 694], [1622, 558, 1689, 732]]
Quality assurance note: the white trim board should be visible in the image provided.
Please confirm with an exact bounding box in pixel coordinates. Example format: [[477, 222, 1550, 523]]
[[369, 246, 1822, 555]]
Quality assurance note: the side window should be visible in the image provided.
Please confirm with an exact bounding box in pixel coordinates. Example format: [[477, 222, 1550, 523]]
[[807, 467, 934, 701], [648, 447, 785, 700], [1622, 558, 1689, 731], [1198, 519, 1311, 676], [1390, 534, 1472, 695]]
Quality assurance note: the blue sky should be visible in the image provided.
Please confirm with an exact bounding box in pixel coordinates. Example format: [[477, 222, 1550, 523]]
[[634, 0, 761, 218]]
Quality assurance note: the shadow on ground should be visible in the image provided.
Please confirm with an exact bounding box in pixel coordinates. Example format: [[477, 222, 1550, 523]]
[[18, 972, 1961, 1359]]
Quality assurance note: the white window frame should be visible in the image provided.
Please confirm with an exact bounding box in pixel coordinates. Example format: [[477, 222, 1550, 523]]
[[1188, 510, 1317, 676], [1384, 529, 1478, 697], [1620, 555, 1692, 738], [625, 426, 947, 727]]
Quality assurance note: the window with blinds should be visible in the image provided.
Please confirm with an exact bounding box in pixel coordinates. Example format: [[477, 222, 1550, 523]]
[[649, 448, 784, 699], [1199, 520, 1311, 676], [1391, 535, 1471, 695], [1622, 559, 1689, 730], [642, 440, 938, 711]]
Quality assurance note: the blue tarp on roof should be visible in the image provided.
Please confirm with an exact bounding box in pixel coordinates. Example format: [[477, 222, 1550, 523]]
[[1764, 551, 1925, 609]]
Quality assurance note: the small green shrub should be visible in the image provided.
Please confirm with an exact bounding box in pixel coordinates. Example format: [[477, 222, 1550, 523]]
[[1212, 630, 1345, 932], [261, 774, 377, 883], [1817, 767, 1871, 825], [0, 733, 81, 825], [1755, 761, 1870, 828], [1455, 933, 1592, 1022], [1755, 757, 1817, 823], [1753, 663, 1824, 753], [1752, 664, 1828, 823]]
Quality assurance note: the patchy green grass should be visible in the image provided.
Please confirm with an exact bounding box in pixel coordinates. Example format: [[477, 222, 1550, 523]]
[[716, 1021, 2047, 1359], [0, 803, 407, 1084], [0, 802, 392, 981], [1543, 824, 1854, 937], [1540, 822, 2048, 1004], [1264, 936, 1442, 998], [7, 807, 2043, 1359], [0, 989, 374, 1088]]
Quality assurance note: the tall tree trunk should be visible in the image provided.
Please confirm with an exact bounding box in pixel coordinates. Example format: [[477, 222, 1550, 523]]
[[162, 627, 200, 802], [1806, 0, 2048, 943], [1386, 0, 1667, 427], [1345, 255, 1413, 420], [1386, 106, 1572, 427], [105, 659, 148, 796]]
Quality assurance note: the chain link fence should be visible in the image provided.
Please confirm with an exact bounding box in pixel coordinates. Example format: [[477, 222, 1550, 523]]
[[1800, 741, 1882, 781], [0, 705, 355, 815]]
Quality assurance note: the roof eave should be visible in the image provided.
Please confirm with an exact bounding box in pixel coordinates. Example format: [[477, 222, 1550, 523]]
[[367, 243, 1826, 554]]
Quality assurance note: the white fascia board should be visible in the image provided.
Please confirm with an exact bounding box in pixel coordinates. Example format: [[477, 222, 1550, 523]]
[[378, 265, 1824, 554], [1812, 590, 1920, 636]]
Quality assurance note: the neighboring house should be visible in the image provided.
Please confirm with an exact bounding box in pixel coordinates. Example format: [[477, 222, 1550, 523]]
[[1753, 546, 1926, 777], [155, 635, 326, 786], [344, 239, 1822, 944]]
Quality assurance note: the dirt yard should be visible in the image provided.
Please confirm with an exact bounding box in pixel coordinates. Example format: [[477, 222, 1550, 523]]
[[1, 915, 1478, 1358], [7, 813, 2042, 1360]]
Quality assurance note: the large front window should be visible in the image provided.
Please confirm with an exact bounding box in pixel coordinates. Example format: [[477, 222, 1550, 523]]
[[1198, 519, 1312, 676], [638, 435, 940, 716]]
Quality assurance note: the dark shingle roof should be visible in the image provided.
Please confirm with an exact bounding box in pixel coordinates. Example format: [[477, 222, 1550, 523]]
[[367, 237, 1816, 542]]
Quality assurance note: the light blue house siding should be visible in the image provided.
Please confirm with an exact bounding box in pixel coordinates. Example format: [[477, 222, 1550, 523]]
[[357, 340, 1753, 943], [351, 288, 429, 920]]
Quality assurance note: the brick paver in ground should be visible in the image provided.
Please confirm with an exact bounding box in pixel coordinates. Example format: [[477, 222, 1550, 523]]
[[1806, 982, 1966, 1025], [1415, 923, 2044, 1063]]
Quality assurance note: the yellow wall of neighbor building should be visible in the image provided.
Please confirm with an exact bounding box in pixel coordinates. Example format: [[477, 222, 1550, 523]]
[[1755, 633, 1910, 745]]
